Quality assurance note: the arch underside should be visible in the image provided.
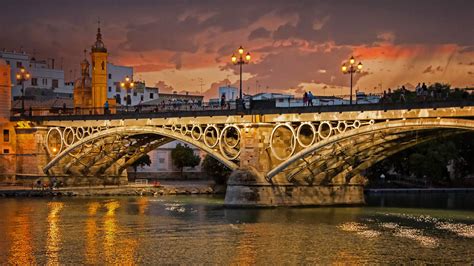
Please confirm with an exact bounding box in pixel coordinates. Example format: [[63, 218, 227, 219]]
[[267, 118, 474, 185], [44, 126, 240, 177]]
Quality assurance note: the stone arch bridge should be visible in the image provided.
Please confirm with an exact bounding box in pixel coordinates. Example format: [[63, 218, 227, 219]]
[[18, 102, 474, 206]]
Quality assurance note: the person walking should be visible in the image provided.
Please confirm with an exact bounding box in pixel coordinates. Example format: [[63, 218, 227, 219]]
[[308, 91, 314, 106], [415, 83, 421, 101], [303, 92, 308, 106], [400, 86, 406, 103], [220, 93, 226, 109], [103, 100, 109, 114]]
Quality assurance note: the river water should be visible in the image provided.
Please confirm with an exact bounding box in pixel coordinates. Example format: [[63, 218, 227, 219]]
[[0, 193, 473, 264]]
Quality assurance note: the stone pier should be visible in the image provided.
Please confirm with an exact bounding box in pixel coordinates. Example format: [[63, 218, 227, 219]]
[[224, 124, 366, 207]]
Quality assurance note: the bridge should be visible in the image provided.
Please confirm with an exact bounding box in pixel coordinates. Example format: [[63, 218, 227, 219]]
[[11, 100, 474, 207]]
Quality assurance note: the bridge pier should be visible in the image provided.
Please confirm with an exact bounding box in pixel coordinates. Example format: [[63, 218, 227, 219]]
[[225, 168, 364, 207], [224, 125, 365, 207]]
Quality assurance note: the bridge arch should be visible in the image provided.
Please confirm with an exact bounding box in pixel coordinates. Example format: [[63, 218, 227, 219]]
[[266, 118, 474, 182], [43, 125, 239, 175]]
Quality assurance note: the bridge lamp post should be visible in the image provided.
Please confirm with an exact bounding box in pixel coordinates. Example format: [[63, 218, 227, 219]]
[[120, 76, 135, 111], [231, 46, 251, 101], [16, 67, 31, 115], [341, 56, 363, 105]]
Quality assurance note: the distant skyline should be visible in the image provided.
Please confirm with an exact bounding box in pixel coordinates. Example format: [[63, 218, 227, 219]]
[[1, 0, 473, 99]]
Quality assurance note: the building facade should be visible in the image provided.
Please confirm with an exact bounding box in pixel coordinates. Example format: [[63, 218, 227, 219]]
[[0, 49, 73, 100], [136, 141, 204, 179]]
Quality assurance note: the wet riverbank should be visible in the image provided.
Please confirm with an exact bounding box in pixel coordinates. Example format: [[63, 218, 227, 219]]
[[0, 181, 226, 198]]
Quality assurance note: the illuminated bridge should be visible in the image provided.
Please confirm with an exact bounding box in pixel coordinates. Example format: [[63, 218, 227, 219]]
[[12, 100, 474, 206]]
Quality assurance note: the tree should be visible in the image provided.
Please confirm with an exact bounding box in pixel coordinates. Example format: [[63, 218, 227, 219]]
[[131, 154, 151, 179], [202, 155, 231, 184], [171, 143, 201, 177]]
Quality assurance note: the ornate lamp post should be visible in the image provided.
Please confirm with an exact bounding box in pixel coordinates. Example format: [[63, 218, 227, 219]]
[[341, 56, 363, 105], [231, 46, 251, 101], [120, 76, 134, 111], [16, 67, 31, 114]]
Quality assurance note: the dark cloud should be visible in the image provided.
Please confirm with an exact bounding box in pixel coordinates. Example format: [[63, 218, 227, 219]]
[[248, 27, 271, 40], [1, 0, 473, 92]]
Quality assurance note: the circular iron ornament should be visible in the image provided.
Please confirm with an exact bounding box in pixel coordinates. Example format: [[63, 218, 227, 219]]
[[46, 127, 64, 156], [269, 123, 296, 161], [318, 121, 333, 139], [336, 121, 348, 133], [296, 122, 316, 148], [219, 124, 241, 161], [353, 120, 361, 128], [180, 124, 190, 136], [75, 127, 85, 140], [203, 124, 220, 148], [191, 125, 203, 141], [63, 127, 76, 146]]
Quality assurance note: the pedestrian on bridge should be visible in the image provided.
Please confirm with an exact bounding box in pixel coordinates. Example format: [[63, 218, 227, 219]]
[[308, 91, 314, 106], [303, 91, 308, 106], [103, 100, 109, 115]]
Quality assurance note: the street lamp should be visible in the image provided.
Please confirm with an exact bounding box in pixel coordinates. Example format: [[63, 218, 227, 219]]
[[16, 67, 31, 114], [341, 56, 363, 105], [231, 45, 251, 101], [120, 76, 135, 111]]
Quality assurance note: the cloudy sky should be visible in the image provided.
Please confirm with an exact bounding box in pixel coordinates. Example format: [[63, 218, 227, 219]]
[[1, 0, 473, 99]]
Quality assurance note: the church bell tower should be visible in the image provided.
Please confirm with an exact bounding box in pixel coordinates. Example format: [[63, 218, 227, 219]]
[[90, 21, 108, 111]]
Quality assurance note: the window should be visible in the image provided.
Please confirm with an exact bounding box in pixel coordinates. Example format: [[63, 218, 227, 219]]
[[31, 78, 38, 86], [5, 60, 10, 65], [140, 95, 144, 101], [16, 61, 22, 68], [52, 79, 58, 88], [3, 129, 9, 142], [101, 61, 105, 70], [108, 73, 112, 79], [3, 149, 9, 154], [42, 79, 47, 85], [108, 86, 112, 92], [115, 94, 121, 104], [133, 91, 137, 96], [150, 93, 154, 99], [158, 158, 165, 164]]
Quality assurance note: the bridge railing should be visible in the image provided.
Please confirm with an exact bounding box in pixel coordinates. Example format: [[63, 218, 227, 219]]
[[10, 100, 240, 117], [10, 97, 474, 119]]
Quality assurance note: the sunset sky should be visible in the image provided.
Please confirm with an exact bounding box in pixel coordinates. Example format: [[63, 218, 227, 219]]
[[1, 0, 473, 99]]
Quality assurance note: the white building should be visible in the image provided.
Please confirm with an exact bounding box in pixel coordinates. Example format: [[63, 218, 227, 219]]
[[106, 63, 158, 106], [0, 49, 73, 99], [136, 141, 204, 178], [219, 86, 238, 101]]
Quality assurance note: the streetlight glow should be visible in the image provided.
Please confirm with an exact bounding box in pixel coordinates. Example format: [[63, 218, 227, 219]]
[[341, 56, 363, 105], [349, 56, 355, 65], [121, 76, 135, 111], [16, 67, 31, 115], [231, 45, 252, 104]]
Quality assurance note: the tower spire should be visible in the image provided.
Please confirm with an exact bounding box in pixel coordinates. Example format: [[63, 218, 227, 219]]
[[96, 17, 102, 43], [91, 18, 107, 52]]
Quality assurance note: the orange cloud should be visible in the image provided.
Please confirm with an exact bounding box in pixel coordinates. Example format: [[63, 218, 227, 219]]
[[354, 44, 459, 60]]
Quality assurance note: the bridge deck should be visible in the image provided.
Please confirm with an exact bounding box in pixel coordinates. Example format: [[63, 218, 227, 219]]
[[10, 100, 474, 122]]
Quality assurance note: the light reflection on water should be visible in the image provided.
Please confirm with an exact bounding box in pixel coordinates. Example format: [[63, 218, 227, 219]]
[[0, 195, 472, 264]]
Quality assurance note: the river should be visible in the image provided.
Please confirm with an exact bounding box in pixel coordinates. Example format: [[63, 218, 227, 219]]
[[0, 193, 473, 264]]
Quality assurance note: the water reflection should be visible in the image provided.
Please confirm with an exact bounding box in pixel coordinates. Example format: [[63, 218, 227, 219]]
[[8, 206, 36, 265], [46, 202, 64, 266], [103, 200, 137, 264], [85, 202, 100, 265], [0, 195, 472, 264]]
